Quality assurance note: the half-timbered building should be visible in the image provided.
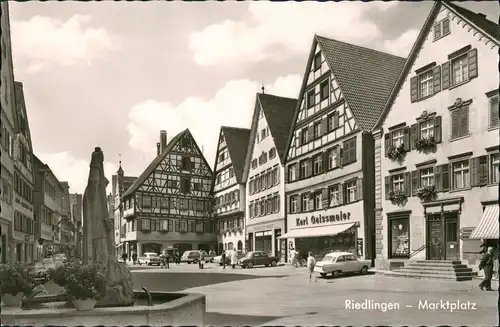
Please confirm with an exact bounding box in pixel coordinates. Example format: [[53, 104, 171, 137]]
[[213, 126, 251, 254], [280, 35, 406, 263], [373, 2, 499, 271], [243, 93, 297, 261], [120, 129, 216, 256]]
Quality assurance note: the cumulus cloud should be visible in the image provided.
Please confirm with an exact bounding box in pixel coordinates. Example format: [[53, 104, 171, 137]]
[[36, 151, 116, 194], [189, 2, 396, 66], [127, 74, 302, 167], [384, 29, 419, 57], [11, 15, 121, 73]]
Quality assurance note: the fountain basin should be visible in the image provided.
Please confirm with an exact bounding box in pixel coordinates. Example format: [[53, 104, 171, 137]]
[[1, 291, 205, 326]]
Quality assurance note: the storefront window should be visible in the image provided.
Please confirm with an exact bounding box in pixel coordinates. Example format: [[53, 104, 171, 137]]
[[389, 218, 409, 258]]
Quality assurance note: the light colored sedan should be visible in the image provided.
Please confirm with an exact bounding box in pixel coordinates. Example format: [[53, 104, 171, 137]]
[[313, 252, 370, 278]]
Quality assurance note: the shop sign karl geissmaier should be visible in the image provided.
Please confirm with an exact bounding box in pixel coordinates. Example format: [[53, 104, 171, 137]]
[[296, 212, 352, 227]]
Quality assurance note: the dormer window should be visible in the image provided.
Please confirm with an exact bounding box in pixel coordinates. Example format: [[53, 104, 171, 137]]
[[434, 17, 450, 41], [313, 52, 322, 71]]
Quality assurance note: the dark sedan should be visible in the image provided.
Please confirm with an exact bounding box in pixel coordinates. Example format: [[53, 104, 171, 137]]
[[238, 251, 280, 268]]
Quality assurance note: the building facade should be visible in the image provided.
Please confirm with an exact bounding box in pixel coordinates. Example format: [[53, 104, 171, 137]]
[[374, 2, 499, 269], [0, 1, 17, 263], [112, 170, 137, 256], [12, 82, 36, 264], [33, 155, 65, 259], [281, 35, 405, 263], [120, 130, 216, 256], [212, 127, 250, 254], [242, 93, 296, 261], [69, 193, 83, 258], [59, 181, 73, 256]]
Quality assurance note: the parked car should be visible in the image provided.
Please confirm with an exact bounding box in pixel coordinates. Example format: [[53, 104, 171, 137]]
[[181, 250, 214, 264], [138, 252, 161, 266], [213, 250, 245, 265], [238, 251, 279, 268], [51, 253, 67, 267], [313, 252, 370, 277]]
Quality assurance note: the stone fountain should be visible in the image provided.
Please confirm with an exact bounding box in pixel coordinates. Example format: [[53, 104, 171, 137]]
[[1, 148, 206, 326]]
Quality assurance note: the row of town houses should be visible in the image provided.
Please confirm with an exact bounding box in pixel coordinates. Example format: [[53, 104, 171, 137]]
[[113, 2, 498, 269], [0, 2, 83, 264]]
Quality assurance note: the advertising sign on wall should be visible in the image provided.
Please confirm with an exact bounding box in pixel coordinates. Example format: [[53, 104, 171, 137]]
[[357, 238, 363, 257]]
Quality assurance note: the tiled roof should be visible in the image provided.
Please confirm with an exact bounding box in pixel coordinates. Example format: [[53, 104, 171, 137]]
[[316, 35, 406, 131], [122, 129, 188, 199], [444, 2, 499, 42], [258, 93, 298, 163], [123, 176, 137, 192], [220, 126, 251, 184]]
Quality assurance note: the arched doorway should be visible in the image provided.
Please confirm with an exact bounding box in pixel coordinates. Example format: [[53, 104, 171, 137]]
[[237, 241, 243, 251], [218, 243, 223, 254], [228, 242, 234, 250]]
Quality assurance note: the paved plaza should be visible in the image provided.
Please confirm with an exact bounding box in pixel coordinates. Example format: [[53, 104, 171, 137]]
[[130, 263, 498, 326]]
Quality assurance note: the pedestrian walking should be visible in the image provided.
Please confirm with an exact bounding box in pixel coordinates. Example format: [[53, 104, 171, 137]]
[[231, 249, 238, 269], [479, 246, 495, 291], [175, 251, 181, 265], [199, 250, 205, 269], [307, 252, 317, 282], [132, 251, 138, 265], [121, 252, 128, 263], [160, 250, 170, 269], [221, 251, 227, 269], [291, 248, 298, 267]]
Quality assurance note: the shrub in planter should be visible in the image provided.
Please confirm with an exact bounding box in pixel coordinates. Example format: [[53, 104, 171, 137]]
[[388, 190, 408, 206], [414, 137, 437, 153], [387, 144, 406, 163], [0, 262, 35, 306], [417, 185, 437, 202], [53, 261, 107, 311]]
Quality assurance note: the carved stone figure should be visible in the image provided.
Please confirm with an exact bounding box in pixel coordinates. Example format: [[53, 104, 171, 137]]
[[83, 147, 134, 307]]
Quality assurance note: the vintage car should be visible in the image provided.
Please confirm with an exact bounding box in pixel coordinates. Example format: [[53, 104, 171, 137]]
[[238, 251, 280, 268], [181, 250, 215, 264], [313, 252, 370, 277], [138, 252, 161, 266], [213, 250, 245, 265]]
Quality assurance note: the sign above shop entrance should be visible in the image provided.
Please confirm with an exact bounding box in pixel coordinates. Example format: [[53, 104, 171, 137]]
[[296, 212, 351, 227]]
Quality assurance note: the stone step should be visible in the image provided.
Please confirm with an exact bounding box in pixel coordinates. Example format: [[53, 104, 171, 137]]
[[385, 271, 473, 281], [416, 260, 462, 264], [403, 265, 472, 272], [407, 262, 468, 268], [395, 269, 475, 276]]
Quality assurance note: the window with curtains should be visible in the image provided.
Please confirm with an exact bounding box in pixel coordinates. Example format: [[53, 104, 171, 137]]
[[328, 184, 340, 207], [392, 174, 404, 192], [419, 119, 434, 139], [452, 160, 470, 189], [313, 192, 322, 210], [419, 168, 434, 187], [290, 195, 298, 213], [451, 54, 469, 85], [301, 194, 310, 212], [345, 180, 357, 203], [490, 153, 499, 184], [419, 70, 434, 98]]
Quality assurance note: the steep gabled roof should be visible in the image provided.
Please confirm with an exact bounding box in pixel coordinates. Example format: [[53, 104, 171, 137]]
[[220, 126, 251, 184], [122, 129, 211, 198], [258, 93, 298, 163], [373, 1, 499, 131], [33, 154, 65, 193], [123, 176, 137, 192]]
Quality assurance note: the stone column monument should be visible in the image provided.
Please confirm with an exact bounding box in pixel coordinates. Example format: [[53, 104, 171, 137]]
[[83, 147, 134, 307]]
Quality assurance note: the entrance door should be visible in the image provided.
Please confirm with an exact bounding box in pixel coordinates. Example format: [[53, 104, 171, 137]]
[[445, 219, 459, 260], [427, 219, 443, 260]]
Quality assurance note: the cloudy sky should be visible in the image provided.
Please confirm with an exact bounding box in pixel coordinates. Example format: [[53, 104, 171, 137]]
[[8, 1, 498, 194]]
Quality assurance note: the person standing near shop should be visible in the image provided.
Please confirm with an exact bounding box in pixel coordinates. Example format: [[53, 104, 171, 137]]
[[221, 251, 227, 269], [230, 249, 238, 269], [479, 246, 495, 291], [307, 252, 317, 282], [198, 250, 205, 269], [121, 252, 128, 263], [132, 251, 138, 265]]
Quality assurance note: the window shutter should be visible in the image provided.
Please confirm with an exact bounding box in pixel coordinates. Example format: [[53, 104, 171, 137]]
[[321, 188, 329, 207], [459, 107, 469, 137], [307, 158, 313, 177], [479, 155, 489, 186], [338, 147, 344, 167], [451, 109, 459, 139], [410, 124, 418, 150], [433, 116, 442, 143], [470, 157, 479, 187], [403, 127, 410, 151], [468, 48, 478, 79], [490, 95, 499, 127], [284, 169, 289, 183], [335, 147, 341, 167], [411, 170, 419, 196], [174, 219, 179, 232], [356, 178, 363, 201], [442, 164, 450, 191], [351, 138, 357, 163], [298, 194, 303, 212], [432, 65, 441, 94], [298, 131, 303, 146], [307, 127, 313, 143], [333, 112, 339, 128], [276, 166, 280, 184], [384, 133, 391, 156], [338, 184, 344, 205], [384, 176, 391, 200], [441, 61, 450, 90], [322, 151, 328, 172], [434, 165, 443, 192], [410, 76, 418, 103], [321, 118, 327, 136], [404, 172, 411, 197]]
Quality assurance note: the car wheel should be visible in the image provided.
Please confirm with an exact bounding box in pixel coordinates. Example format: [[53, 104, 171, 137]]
[[247, 262, 254, 268], [147, 263, 151, 266], [271, 260, 277, 267], [320, 273, 327, 277], [219, 263, 223, 266], [210, 258, 214, 263], [332, 270, 341, 278], [187, 261, 191, 264], [360, 266, 369, 274], [265, 264, 269, 267]]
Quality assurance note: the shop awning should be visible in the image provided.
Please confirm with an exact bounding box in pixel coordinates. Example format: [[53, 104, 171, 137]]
[[469, 205, 499, 240], [277, 223, 355, 239]]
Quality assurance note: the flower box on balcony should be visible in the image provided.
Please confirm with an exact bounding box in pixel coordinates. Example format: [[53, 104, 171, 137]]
[[388, 190, 407, 206], [414, 137, 437, 153], [417, 185, 437, 202], [387, 144, 406, 163]]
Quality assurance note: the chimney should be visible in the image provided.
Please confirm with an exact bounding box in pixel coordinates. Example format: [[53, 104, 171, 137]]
[[156, 142, 161, 156], [160, 130, 167, 154]]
